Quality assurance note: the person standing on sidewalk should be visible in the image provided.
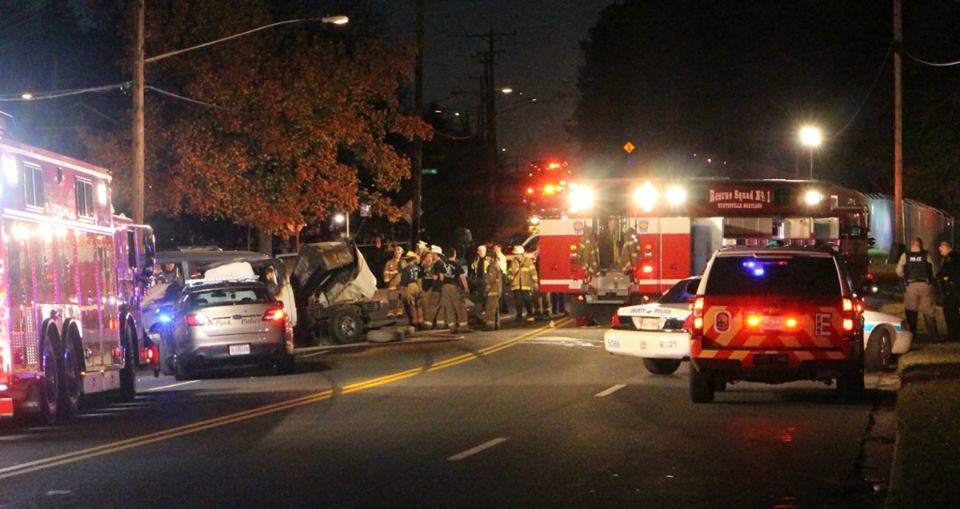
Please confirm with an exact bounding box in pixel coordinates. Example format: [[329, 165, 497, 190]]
[[897, 237, 941, 342], [938, 240, 960, 341]]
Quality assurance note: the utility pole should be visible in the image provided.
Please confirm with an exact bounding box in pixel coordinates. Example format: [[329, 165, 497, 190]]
[[893, 0, 904, 255], [411, 0, 424, 247], [132, 0, 145, 224], [467, 28, 515, 208]]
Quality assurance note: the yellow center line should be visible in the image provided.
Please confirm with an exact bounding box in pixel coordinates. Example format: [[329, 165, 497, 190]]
[[0, 318, 571, 481]]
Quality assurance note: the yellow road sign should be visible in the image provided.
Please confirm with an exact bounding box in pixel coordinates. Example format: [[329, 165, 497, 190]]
[[623, 142, 635, 154]]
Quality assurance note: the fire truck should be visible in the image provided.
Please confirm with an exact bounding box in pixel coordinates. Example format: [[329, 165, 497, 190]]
[[535, 178, 872, 316], [0, 137, 156, 424], [523, 160, 574, 222]]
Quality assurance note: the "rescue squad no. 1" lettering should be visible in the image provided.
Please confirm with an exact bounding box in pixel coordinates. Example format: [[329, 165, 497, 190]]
[[708, 188, 773, 210]]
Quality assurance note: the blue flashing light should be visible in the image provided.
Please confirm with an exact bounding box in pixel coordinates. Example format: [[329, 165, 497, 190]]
[[158, 313, 173, 324], [753, 268, 765, 277], [742, 261, 756, 268]]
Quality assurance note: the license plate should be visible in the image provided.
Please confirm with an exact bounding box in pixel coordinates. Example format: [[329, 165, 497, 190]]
[[607, 338, 621, 349], [754, 353, 788, 366], [640, 317, 660, 330], [762, 316, 786, 331], [229, 344, 251, 356]]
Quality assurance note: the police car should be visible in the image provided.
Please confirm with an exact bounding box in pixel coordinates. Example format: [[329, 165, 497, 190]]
[[604, 277, 699, 375], [605, 272, 912, 379]]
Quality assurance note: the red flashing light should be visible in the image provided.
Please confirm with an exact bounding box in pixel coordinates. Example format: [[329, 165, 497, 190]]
[[527, 187, 534, 194], [746, 314, 761, 328], [642, 265, 653, 274], [693, 317, 703, 331], [842, 298, 854, 312], [785, 317, 798, 329]]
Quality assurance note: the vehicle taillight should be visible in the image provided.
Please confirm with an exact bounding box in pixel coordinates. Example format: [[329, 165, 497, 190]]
[[263, 308, 286, 322], [693, 297, 704, 313], [611, 314, 621, 327], [691, 297, 704, 337], [842, 298, 854, 312], [746, 314, 761, 328], [641, 265, 653, 274], [185, 313, 211, 327], [842, 319, 854, 332], [785, 317, 798, 329]]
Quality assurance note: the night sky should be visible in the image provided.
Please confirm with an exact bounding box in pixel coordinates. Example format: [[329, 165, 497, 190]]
[[385, 0, 615, 166]]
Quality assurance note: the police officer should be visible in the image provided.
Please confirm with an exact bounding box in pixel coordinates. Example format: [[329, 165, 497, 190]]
[[938, 240, 960, 341], [896, 237, 941, 341], [399, 251, 423, 328]]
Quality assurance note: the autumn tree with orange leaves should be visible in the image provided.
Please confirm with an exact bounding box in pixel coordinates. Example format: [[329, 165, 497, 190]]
[[86, 1, 429, 253]]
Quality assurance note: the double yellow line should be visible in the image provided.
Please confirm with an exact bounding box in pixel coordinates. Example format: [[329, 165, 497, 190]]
[[0, 318, 570, 481]]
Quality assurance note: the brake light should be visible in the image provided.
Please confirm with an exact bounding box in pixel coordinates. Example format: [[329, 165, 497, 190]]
[[785, 317, 798, 329], [185, 313, 211, 327], [746, 314, 761, 328], [263, 308, 286, 321], [693, 317, 703, 331], [842, 318, 854, 332], [693, 297, 704, 313], [611, 314, 621, 327], [842, 298, 854, 312]]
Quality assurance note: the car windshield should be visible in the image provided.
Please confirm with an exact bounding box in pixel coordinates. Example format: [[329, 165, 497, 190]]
[[705, 256, 840, 297], [186, 287, 271, 308], [659, 279, 698, 304]]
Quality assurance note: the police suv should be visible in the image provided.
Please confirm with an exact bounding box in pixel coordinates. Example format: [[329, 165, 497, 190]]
[[688, 247, 866, 403]]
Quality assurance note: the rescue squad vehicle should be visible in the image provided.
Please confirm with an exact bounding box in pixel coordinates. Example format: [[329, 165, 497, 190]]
[[688, 246, 865, 402], [533, 178, 872, 317], [0, 136, 155, 424]]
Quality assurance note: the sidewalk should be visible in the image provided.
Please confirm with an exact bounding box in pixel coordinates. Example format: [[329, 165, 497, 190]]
[[886, 343, 960, 508]]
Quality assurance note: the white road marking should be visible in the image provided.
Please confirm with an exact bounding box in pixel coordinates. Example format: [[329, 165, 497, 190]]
[[144, 380, 199, 392], [447, 437, 510, 461], [594, 384, 627, 398]]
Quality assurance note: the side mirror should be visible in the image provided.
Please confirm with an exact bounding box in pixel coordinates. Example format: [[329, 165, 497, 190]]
[[867, 237, 876, 247]]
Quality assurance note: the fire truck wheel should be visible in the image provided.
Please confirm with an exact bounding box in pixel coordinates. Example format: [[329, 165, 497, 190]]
[[689, 367, 715, 403], [864, 329, 892, 372], [36, 331, 61, 426], [118, 322, 137, 402], [642, 358, 682, 375], [59, 331, 83, 418]]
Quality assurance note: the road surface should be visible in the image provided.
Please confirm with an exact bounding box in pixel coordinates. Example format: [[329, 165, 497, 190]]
[[0, 320, 896, 508]]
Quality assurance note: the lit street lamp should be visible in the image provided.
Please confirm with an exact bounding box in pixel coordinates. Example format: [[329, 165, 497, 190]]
[[799, 126, 822, 179]]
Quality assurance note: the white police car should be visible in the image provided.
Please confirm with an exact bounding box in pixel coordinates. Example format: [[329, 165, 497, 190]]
[[604, 277, 912, 374]]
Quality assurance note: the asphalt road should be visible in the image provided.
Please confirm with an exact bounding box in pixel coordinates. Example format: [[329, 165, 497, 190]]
[[0, 320, 897, 508]]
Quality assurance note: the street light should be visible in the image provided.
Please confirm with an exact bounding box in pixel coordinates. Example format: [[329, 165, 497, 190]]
[[322, 15, 349, 25], [799, 126, 822, 179], [500, 87, 513, 94]]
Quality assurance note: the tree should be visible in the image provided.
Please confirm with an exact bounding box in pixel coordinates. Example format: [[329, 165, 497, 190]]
[[85, 0, 430, 253]]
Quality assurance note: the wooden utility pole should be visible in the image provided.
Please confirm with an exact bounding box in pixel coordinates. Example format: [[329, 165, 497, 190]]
[[467, 28, 515, 208], [411, 0, 424, 247], [893, 0, 904, 253], [132, 0, 145, 224]]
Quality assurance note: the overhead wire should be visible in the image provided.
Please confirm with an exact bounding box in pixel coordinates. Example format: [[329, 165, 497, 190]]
[[903, 49, 960, 68]]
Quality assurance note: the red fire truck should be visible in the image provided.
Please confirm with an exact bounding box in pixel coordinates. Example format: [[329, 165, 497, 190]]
[[535, 178, 872, 316], [523, 160, 574, 220], [0, 137, 156, 424]]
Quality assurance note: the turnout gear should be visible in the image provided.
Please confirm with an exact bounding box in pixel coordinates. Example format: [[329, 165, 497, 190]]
[[578, 226, 600, 284], [619, 228, 640, 276], [400, 262, 423, 326], [483, 256, 503, 329], [508, 256, 538, 319]]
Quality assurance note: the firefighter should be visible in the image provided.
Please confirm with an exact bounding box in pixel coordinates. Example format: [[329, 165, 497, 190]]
[[534, 254, 550, 319], [482, 252, 503, 330], [620, 227, 640, 280], [508, 246, 538, 320], [938, 240, 960, 341], [493, 244, 510, 314], [578, 225, 600, 285], [440, 248, 471, 333], [399, 251, 423, 327], [382, 246, 405, 318], [420, 250, 440, 329], [896, 237, 941, 341]]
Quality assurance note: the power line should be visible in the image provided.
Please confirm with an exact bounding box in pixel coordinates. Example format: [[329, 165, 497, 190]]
[[829, 43, 893, 140], [144, 85, 234, 112], [0, 81, 130, 101], [903, 49, 960, 68]]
